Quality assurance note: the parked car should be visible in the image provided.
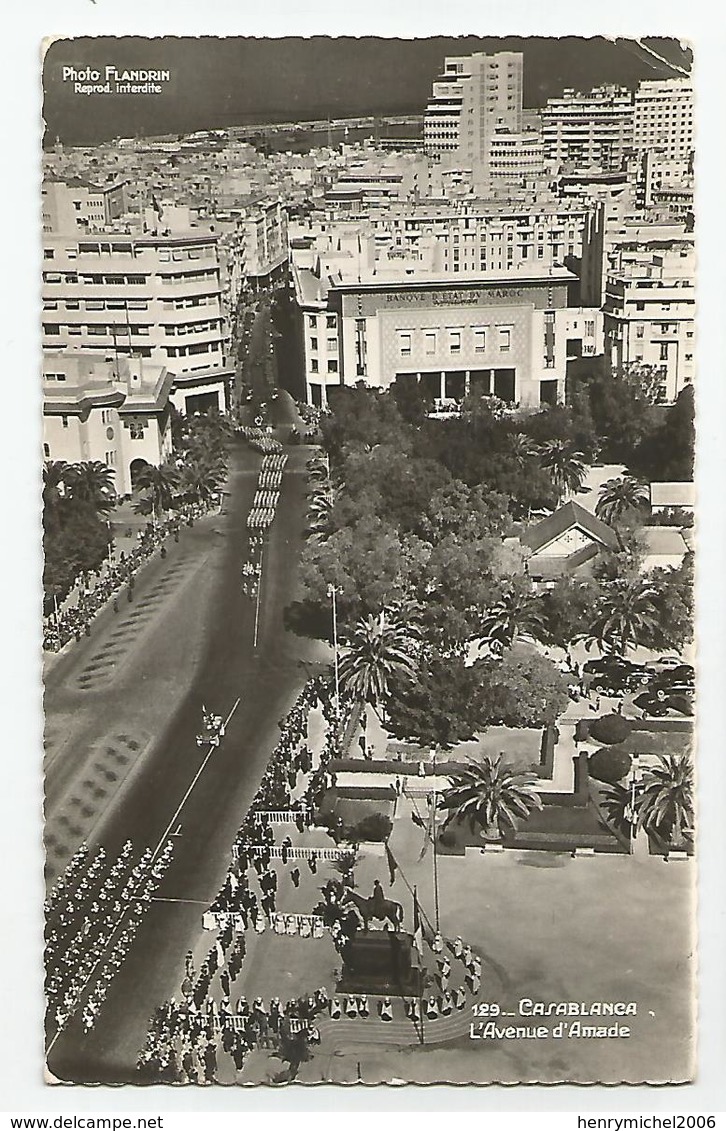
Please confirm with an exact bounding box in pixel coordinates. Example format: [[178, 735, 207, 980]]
[[634, 690, 694, 718], [647, 665, 695, 698], [583, 656, 650, 694], [645, 655, 686, 675]]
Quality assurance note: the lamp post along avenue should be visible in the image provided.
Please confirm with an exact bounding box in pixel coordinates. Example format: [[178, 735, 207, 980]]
[[328, 583, 342, 751]]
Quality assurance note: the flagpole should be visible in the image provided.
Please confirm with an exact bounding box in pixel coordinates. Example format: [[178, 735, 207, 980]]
[[431, 748, 441, 933], [413, 885, 425, 1047], [432, 786, 440, 933]]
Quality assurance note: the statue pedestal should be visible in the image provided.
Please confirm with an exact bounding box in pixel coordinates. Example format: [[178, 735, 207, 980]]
[[338, 930, 423, 997]]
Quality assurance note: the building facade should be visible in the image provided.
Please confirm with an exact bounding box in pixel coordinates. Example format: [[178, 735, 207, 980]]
[[42, 182, 231, 415], [292, 253, 575, 410], [423, 51, 524, 183], [633, 79, 694, 162], [228, 199, 288, 307], [43, 353, 174, 496], [542, 86, 635, 173], [602, 243, 695, 402]]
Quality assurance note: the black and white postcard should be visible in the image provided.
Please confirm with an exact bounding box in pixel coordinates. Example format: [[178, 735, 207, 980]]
[[38, 32, 701, 1089]]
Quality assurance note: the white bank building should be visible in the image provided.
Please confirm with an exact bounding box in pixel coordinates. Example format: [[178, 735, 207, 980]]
[[291, 254, 575, 409]]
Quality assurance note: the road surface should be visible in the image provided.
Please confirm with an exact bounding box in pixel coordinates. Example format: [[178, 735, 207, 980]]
[[46, 430, 325, 1083]]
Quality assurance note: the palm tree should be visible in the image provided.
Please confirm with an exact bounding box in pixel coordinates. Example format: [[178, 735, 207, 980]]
[[636, 754, 694, 851], [42, 461, 69, 514], [178, 459, 225, 507], [65, 461, 116, 515], [479, 585, 545, 654], [597, 781, 636, 841], [306, 487, 338, 539], [306, 454, 331, 483], [537, 439, 588, 501], [439, 755, 543, 840], [584, 577, 660, 656], [338, 610, 420, 717], [132, 463, 180, 524], [506, 433, 539, 467], [595, 476, 649, 528]]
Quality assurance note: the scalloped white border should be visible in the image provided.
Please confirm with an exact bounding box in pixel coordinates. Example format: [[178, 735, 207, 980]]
[[2, 0, 725, 1116]]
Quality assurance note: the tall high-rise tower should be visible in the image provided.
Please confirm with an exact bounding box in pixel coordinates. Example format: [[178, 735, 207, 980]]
[[423, 51, 524, 183]]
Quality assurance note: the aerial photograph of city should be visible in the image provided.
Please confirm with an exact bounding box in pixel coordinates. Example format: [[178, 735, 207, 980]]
[[40, 35, 696, 1087]]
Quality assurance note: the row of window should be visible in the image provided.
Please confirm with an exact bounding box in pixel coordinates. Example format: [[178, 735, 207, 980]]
[[45, 242, 217, 262], [44, 272, 147, 286], [309, 337, 338, 353], [43, 324, 151, 336], [43, 298, 150, 312], [160, 320, 221, 336], [397, 326, 513, 357], [307, 315, 338, 330], [166, 341, 220, 358]]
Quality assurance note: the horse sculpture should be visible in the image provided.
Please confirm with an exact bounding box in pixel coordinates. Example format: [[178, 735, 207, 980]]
[[342, 884, 404, 931]]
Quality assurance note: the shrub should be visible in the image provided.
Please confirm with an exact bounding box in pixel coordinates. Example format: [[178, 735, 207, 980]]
[[346, 812, 393, 842], [589, 713, 634, 745], [588, 746, 633, 784]]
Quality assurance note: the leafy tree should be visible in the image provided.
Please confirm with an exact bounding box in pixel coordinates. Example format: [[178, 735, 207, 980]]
[[644, 553, 694, 651], [43, 499, 112, 606], [338, 610, 420, 716], [636, 754, 694, 850], [519, 404, 598, 462], [419, 480, 510, 544], [322, 386, 413, 465], [569, 356, 658, 464], [476, 648, 570, 727], [539, 577, 603, 649], [385, 652, 490, 750], [298, 513, 429, 627], [537, 439, 588, 501], [629, 384, 695, 482], [439, 755, 542, 839], [339, 445, 450, 537], [390, 374, 430, 425]]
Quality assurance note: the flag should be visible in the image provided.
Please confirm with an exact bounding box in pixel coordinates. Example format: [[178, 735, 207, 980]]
[[412, 887, 423, 954], [385, 844, 397, 886]]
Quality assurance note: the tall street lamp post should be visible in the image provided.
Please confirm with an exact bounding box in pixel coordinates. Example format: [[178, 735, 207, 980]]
[[327, 583, 342, 749]]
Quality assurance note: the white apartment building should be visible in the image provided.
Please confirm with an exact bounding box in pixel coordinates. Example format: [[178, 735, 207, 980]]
[[633, 79, 694, 161], [602, 243, 695, 402], [43, 353, 174, 496], [42, 178, 107, 234], [488, 128, 545, 182], [542, 86, 635, 173], [292, 200, 589, 282], [42, 181, 232, 416], [291, 236, 576, 411], [424, 51, 524, 182], [228, 199, 288, 304]]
